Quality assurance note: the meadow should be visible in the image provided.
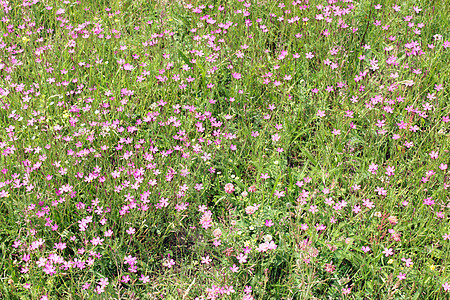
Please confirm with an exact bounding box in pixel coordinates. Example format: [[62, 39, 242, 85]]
[[0, 0, 449, 299]]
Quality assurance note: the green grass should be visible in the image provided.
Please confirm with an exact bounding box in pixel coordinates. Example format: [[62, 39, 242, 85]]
[[0, 0, 449, 299]]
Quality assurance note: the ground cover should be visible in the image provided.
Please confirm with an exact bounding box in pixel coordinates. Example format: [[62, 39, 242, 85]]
[[0, 0, 449, 299]]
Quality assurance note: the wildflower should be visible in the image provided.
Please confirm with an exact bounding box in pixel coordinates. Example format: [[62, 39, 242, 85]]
[[388, 216, 398, 224], [256, 241, 277, 252], [139, 274, 150, 283], [352, 205, 361, 214], [163, 258, 175, 268], [401, 257, 414, 267], [232, 72, 241, 80], [98, 278, 109, 289], [423, 197, 435, 206], [260, 173, 270, 179], [429, 151, 439, 159], [126, 227, 136, 235], [201, 255, 212, 264], [305, 52, 314, 59], [332, 129, 341, 136], [245, 204, 260, 215], [385, 166, 395, 176], [309, 205, 318, 214], [237, 253, 248, 264], [273, 190, 285, 198], [324, 262, 335, 273], [213, 228, 222, 239], [224, 183, 235, 194], [382, 248, 394, 257], [229, 264, 239, 273]]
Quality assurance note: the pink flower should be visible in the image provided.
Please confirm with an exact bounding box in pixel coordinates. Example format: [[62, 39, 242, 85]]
[[140, 274, 150, 283], [401, 257, 414, 267], [260, 173, 270, 179], [229, 264, 239, 273], [397, 272, 406, 280], [213, 228, 222, 238], [201, 255, 212, 264], [224, 183, 235, 194], [256, 241, 277, 252], [273, 190, 285, 198], [324, 262, 336, 273], [423, 197, 434, 206], [163, 258, 175, 268], [332, 129, 341, 136], [245, 204, 260, 215], [368, 163, 378, 174], [429, 151, 439, 159], [98, 277, 109, 288], [382, 248, 394, 257], [362, 246, 371, 253], [232, 72, 241, 80], [236, 253, 248, 264], [385, 166, 395, 176], [342, 287, 351, 295]]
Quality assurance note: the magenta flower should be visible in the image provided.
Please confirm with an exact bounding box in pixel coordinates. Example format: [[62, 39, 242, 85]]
[[260, 173, 270, 179], [423, 197, 435, 206], [385, 166, 395, 176], [232, 72, 241, 80], [140, 274, 150, 283]]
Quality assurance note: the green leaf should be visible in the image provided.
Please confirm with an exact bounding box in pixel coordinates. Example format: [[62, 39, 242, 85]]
[[178, 50, 193, 68], [299, 148, 318, 167]]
